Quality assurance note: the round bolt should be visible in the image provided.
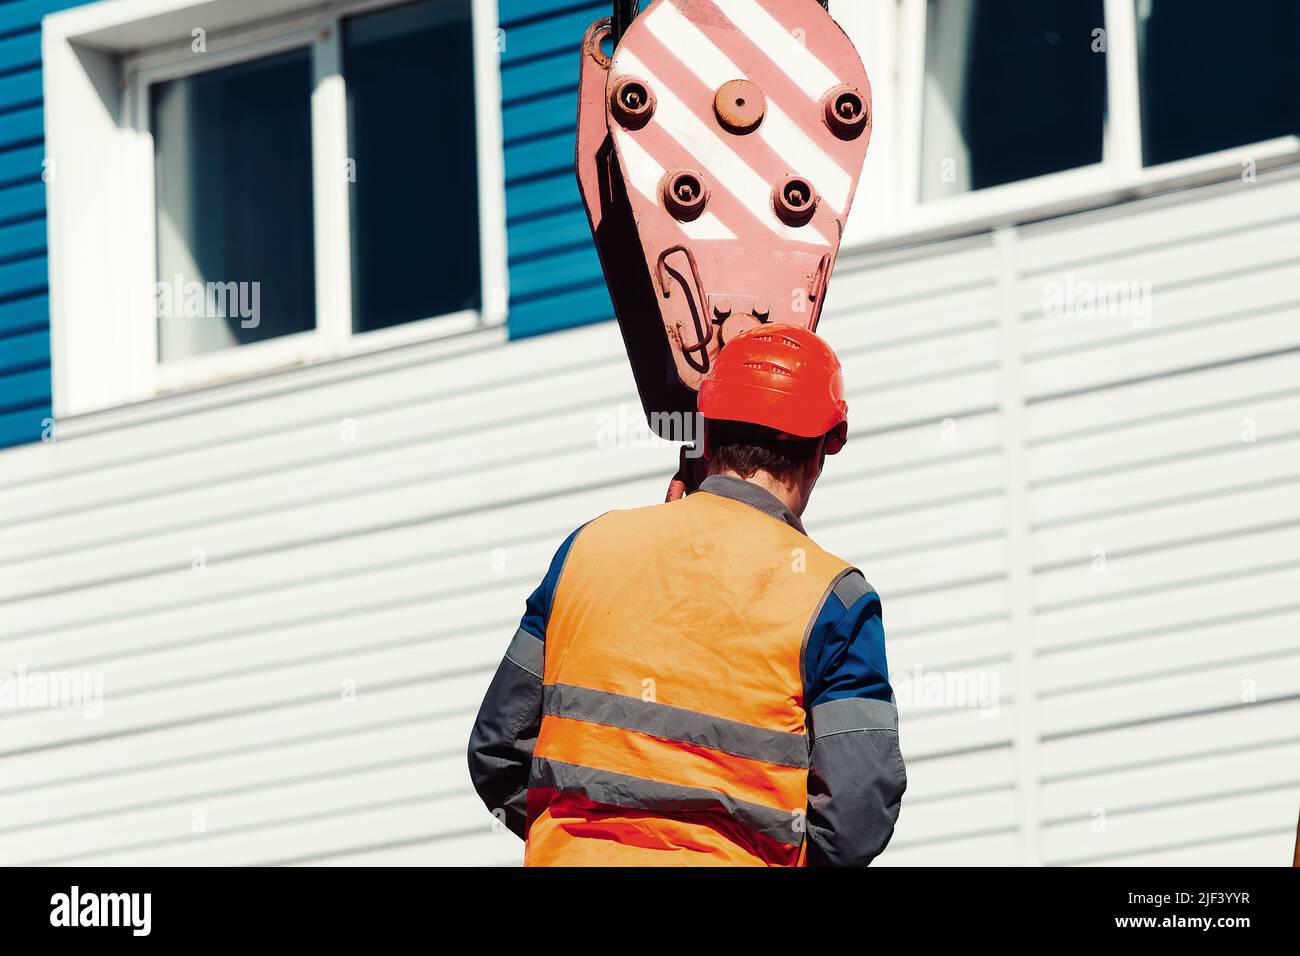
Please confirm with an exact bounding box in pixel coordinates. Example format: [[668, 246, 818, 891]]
[[753, 300, 770, 320], [661, 168, 709, 222], [772, 175, 818, 226], [610, 76, 656, 129], [714, 79, 766, 134], [822, 84, 868, 139], [713, 299, 732, 319]]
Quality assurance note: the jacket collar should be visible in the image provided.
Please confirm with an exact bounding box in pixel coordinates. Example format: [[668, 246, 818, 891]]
[[695, 474, 806, 536]]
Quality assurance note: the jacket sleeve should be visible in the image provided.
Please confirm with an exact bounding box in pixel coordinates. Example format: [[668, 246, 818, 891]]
[[467, 527, 582, 839], [801, 571, 906, 866]]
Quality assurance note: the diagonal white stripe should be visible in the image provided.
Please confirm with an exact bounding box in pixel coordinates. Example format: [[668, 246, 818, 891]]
[[644, 0, 852, 213], [614, 48, 830, 247], [718, 0, 841, 102], [614, 130, 738, 241]]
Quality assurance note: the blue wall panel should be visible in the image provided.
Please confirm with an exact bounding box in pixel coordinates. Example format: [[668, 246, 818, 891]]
[[499, 0, 613, 339], [0, 0, 93, 450]]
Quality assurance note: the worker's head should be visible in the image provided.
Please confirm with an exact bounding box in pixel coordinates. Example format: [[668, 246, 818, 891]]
[[697, 325, 848, 517]]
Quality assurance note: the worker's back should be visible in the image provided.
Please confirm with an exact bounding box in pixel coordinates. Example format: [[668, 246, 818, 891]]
[[524, 480, 854, 866]]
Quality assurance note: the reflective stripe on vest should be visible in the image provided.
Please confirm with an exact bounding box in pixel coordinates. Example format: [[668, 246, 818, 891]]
[[524, 489, 853, 866]]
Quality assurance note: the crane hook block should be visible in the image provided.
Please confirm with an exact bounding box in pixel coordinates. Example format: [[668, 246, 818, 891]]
[[575, 0, 872, 434]]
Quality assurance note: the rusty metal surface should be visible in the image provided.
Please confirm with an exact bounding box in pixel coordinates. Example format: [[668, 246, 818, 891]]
[[714, 78, 766, 133], [576, 0, 872, 432]]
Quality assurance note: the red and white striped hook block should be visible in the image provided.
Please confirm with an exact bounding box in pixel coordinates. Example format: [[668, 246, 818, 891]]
[[576, 0, 872, 431]]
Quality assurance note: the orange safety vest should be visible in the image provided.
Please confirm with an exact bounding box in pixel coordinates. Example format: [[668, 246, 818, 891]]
[[524, 487, 855, 866]]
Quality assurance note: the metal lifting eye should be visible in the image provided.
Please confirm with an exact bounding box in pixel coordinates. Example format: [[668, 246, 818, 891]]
[[773, 175, 818, 226]]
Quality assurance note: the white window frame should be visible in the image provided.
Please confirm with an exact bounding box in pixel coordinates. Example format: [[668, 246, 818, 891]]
[[840, 0, 1300, 249], [43, 0, 508, 419]]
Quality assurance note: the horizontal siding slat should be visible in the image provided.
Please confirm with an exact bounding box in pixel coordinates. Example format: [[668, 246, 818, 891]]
[[503, 127, 572, 184], [0, 104, 41, 148], [1024, 308, 1300, 399], [0, 144, 43, 190], [505, 174, 579, 221], [509, 207, 595, 262], [1043, 788, 1298, 866], [0, 1, 89, 37], [0, 30, 40, 76], [499, 0, 601, 28], [1039, 654, 1300, 739], [508, 282, 611, 336], [0, 181, 43, 226], [0, 249, 44, 298], [1025, 348, 1300, 443], [1027, 389, 1300, 486], [1035, 563, 1300, 656], [0, 364, 47, 412], [1040, 741, 1300, 824], [0, 214, 43, 262], [0, 325, 45, 373], [0, 291, 44, 336], [498, 3, 602, 64], [1016, 175, 1300, 274], [0, 66, 41, 115], [501, 53, 574, 106], [0, 401, 45, 446], [875, 830, 1018, 867], [1040, 697, 1300, 781], [509, 242, 602, 299]]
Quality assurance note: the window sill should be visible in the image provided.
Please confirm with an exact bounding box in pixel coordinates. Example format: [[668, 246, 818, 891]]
[[55, 318, 509, 442], [152, 309, 492, 396]]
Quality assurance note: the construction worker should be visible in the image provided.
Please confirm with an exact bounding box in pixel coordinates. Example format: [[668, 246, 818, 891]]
[[467, 326, 905, 865]]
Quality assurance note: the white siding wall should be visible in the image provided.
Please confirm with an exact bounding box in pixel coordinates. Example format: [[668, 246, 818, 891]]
[[0, 169, 1297, 866]]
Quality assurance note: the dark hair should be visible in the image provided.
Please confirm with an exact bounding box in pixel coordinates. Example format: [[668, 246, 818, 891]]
[[705, 419, 822, 480]]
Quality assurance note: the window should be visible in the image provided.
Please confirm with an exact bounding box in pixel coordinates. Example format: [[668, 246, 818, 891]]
[[900, 0, 1300, 234], [153, 49, 317, 361], [920, 0, 1106, 200], [345, 1, 481, 333], [1137, 0, 1300, 167], [43, 0, 506, 418], [144, 0, 482, 365]]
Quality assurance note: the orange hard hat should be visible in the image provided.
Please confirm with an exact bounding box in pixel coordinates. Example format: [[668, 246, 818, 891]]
[[698, 325, 849, 454]]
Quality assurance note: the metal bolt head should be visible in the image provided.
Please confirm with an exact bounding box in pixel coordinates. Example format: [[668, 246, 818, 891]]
[[610, 76, 656, 129], [772, 175, 818, 226], [661, 168, 709, 222], [822, 83, 869, 140]]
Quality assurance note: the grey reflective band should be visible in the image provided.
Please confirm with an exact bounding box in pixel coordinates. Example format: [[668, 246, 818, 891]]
[[530, 757, 803, 847], [810, 696, 898, 738], [543, 683, 809, 769], [832, 570, 872, 609], [504, 627, 544, 679]]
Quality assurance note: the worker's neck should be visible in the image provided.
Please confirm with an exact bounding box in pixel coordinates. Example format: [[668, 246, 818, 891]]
[[715, 467, 807, 518]]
